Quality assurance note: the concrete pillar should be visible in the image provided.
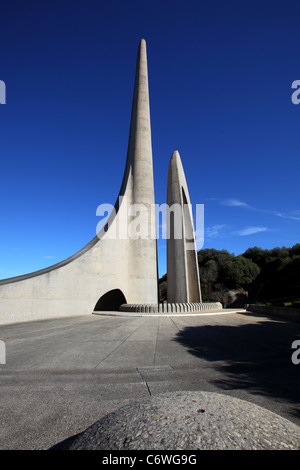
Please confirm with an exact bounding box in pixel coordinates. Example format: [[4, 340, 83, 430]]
[[167, 151, 202, 304], [125, 38, 158, 303]]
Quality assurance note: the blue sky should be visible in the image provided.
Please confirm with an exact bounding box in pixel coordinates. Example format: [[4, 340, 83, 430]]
[[0, 0, 300, 279]]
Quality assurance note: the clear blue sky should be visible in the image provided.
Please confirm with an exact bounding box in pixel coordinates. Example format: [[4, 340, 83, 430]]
[[0, 0, 300, 279]]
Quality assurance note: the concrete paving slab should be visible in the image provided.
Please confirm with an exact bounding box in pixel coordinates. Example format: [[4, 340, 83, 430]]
[[0, 311, 300, 449], [97, 340, 157, 370]]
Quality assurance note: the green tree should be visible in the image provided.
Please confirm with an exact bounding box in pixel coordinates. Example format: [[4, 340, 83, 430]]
[[223, 256, 260, 289], [199, 259, 219, 300], [160, 244, 300, 305]]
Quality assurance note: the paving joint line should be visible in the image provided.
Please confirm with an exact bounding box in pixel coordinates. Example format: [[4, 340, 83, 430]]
[[135, 368, 152, 397], [94, 319, 147, 368]]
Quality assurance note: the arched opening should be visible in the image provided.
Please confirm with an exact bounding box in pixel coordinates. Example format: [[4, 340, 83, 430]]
[[93, 289, 127, 311]]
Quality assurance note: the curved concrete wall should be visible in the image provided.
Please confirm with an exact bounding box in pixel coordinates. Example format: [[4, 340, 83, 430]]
[[0, 39, 158, 325]]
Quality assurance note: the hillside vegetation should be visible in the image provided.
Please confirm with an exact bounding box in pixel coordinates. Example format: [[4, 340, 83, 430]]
[[158, 244, 300, 308]]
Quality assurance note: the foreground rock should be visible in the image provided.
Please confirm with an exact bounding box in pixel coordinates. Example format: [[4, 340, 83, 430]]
[[50, 391, 300, 450]]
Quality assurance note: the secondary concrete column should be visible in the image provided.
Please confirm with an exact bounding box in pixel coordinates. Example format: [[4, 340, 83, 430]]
[[167, 150, 202, 303]]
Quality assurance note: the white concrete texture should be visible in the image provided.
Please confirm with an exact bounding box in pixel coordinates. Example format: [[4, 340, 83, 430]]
[[167, 151, 202, 304], [0, 39, 158, 325]]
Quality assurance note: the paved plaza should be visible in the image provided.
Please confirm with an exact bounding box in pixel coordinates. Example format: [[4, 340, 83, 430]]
[[0, 310, 300, 449]]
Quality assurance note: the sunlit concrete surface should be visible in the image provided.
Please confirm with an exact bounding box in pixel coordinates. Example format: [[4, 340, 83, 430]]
[[0, 310, 300, 449]]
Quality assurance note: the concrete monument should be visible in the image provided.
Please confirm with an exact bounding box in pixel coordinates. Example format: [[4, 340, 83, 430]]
[[167, 150, 202, 304], [0, 39, 222, 324], [0, 39, 158, 324]]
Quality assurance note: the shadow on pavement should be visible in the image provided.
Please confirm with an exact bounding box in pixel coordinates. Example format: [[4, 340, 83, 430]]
[[174, 313, 300, 420]]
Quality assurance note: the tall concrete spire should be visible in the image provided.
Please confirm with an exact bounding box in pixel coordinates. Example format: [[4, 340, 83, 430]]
[[124, 38, 158, 301], [167, 150, 202, 304], [126, 39, 155, 206]]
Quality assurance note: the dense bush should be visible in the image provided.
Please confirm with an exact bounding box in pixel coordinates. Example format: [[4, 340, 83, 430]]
[[197, 249, 260, 305], [159, 244, 300, 306]]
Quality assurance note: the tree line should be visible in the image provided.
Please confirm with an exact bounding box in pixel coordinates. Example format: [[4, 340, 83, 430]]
[[159, 244, 300, 307]]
